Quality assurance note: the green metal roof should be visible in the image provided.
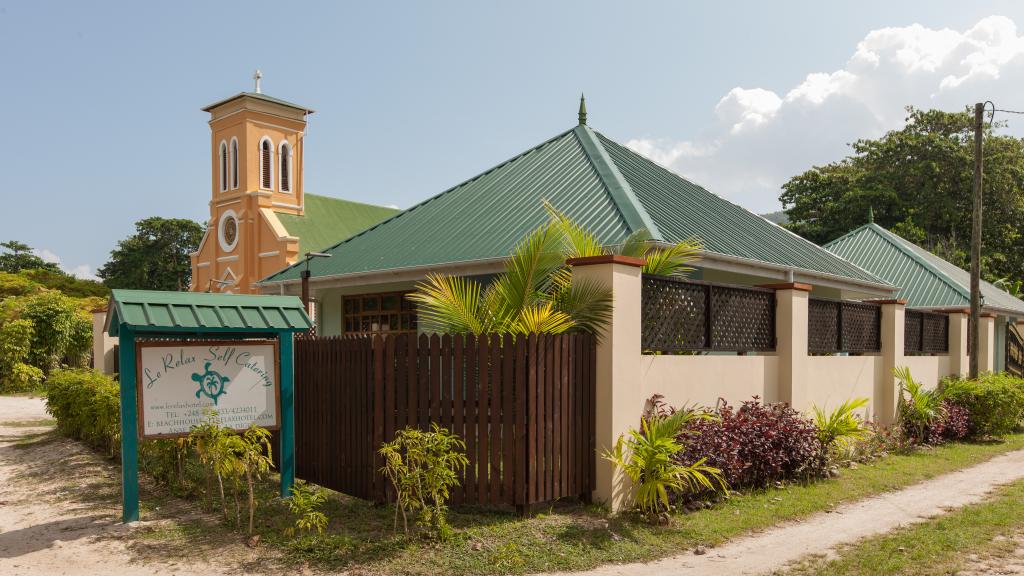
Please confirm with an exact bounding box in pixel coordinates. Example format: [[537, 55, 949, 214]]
[[262, 124, 887, 287], [105, 289, 311, 336], [825, 223, 1024, 316], [276, 193, 399, 256], [202, 91, 314, 114]]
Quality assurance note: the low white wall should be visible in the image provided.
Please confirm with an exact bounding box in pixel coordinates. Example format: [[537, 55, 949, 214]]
[[640, 352, 956, 420], [901, 355, 953, 390], [639, 354, 779, 409], [806, 355, 881, 415]]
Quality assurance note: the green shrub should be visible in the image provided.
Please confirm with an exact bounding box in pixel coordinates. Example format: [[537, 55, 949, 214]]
[[380, 424, 469, 541], [4, 363, 44, 393], [286, 481, 329, 537], [6, 291, 93, 373], [895, 366, 944, 444], [45, 368, 121, 455], [942, 373, 1024, 437], [0, 319, 41, 393]]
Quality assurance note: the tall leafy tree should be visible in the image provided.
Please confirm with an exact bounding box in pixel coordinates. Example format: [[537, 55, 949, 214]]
[[97, 217, 204, 291], [0, 240, 61, 274], [780, 107, 1024, 284]]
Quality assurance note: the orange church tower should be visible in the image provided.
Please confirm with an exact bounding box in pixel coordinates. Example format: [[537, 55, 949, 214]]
[[190, 71, 310, 293]]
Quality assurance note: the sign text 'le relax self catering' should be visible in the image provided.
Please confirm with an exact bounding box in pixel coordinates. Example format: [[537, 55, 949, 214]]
[[136, 340, 280, 438]]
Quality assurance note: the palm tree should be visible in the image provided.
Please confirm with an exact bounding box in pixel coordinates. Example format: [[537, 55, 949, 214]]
[[408, 203, 702, 336]]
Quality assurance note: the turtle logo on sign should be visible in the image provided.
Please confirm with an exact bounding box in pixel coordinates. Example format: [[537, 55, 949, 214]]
[[191, 362, 230, 405]]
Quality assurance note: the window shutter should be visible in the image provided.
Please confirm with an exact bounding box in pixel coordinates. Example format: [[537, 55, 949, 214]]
[[231, 141, 238, 188], [280, 146, 290, 192], [261, 141, 271, 189], [220, 144, 227, 191]]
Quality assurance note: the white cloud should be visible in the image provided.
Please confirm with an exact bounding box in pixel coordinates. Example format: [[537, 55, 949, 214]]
[[33, 248, 99, 281], [626, 15, 1024, 213]]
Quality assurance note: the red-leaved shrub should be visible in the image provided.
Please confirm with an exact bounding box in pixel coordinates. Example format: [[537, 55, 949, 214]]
[[675, 396, 827, 488], [921, 399, 970, 444]]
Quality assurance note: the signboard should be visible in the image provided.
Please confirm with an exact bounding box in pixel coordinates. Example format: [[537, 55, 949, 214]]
[[136, 340, 280, 438]]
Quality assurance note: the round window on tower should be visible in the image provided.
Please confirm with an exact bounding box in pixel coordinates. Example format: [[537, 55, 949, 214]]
[[218, 210, 239, 252]]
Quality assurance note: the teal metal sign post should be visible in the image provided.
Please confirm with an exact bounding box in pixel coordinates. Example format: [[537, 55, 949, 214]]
[[106, 290, 312, 523]]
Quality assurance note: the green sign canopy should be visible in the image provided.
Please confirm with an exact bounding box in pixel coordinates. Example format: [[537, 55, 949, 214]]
[[105, 289, 311, 523]]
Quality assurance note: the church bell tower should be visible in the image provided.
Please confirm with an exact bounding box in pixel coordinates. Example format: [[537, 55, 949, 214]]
[[190, 72, 314, 293]]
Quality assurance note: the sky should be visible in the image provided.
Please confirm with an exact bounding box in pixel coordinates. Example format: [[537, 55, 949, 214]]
[[2, 1, 1024, 280]]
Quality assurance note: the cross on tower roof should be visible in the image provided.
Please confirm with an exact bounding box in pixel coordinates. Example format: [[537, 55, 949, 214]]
[[253, 69, 263, 94]]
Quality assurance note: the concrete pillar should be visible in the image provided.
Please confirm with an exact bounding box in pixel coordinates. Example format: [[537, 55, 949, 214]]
[[995, 316, 1007, 373], [979, 314, 996, 373], [874, 300, 905, 427], [91, 309, 116, 374], [759, 283, 811, 409], [567, 254, 645, 513], [948, 310, 969, 377]]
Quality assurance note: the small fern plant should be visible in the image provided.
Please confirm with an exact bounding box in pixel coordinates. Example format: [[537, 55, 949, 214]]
[[603, 409, 726, 521], [812, 397, 871, 456], [894, 366, 943, 443]]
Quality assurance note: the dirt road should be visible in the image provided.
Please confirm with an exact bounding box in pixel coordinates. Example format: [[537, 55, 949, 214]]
[[0, 396, 283, 576]]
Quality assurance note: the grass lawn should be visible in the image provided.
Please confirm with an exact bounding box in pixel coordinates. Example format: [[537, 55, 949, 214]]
[[779, 478, 1024, 575], [138, 433, 1024, 575]]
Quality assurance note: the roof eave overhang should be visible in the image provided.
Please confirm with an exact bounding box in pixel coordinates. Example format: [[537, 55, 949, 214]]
[[694, 249, 896, 296], [259, 248, 896, 297]]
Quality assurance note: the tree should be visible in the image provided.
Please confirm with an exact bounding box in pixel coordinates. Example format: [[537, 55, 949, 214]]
[[0, 240, 61, 274], [408, 204, 701, 336], [97, 217, 204, 291], [780, 107, 1024, 284]]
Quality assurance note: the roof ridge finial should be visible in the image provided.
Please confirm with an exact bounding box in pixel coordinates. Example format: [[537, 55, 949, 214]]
[[253, 69, 263, 94], [578, 93, 587, 126], [868, 206, 874, 224]]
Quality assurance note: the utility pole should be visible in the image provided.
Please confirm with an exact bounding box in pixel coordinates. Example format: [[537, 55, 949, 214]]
[[969, 102, 984, 379]]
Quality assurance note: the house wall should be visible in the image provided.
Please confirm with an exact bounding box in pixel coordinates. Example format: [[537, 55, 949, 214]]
[[92, 310, 116, 375]]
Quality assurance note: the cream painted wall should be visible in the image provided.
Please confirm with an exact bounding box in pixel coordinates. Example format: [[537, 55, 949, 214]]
[[92, 311, 116, 375], [640, 352, 953, 421], [806, 355, 880, 416], [639, 354, 778, 408], [901, 355, 952, 390]]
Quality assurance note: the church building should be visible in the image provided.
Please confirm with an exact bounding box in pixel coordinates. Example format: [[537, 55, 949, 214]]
[[190, 73, 398, 295]]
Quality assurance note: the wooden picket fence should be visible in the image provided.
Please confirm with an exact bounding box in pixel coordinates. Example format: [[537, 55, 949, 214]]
[[293, 332, 596, 513]]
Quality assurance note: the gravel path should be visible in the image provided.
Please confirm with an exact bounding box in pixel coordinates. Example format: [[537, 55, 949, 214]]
[[0, 395, 284, 576], [539, 448, 1024, 576]]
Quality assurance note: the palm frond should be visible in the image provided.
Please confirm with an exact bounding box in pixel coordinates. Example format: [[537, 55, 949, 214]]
[[619, 228, 654, 259], [406, 274, 489, 334], [642, 238, 703, 278], [513, 303, 575, 335], [545, 270, 613, 337], [488, 222, 566, 322], [544, 201, 606, 259]]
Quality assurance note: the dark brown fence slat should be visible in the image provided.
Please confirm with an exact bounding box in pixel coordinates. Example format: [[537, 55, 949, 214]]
[[465, 334, 478, 501], [452, 335, 465, 505], [501, 334, 514, 505], [515, 335, 528, 509], [476, 335, 490, 503], [532, 330, 540, 504]]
